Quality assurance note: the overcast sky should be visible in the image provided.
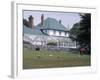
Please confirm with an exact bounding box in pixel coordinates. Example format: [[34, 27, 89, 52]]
[[23, 10, 81, 29]]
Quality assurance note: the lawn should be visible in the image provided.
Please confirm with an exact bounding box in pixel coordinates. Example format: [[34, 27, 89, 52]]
[[23, 48, 91, 69]]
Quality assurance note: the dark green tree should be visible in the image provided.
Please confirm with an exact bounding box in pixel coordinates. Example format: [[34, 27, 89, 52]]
[[69, 23, 80, 41], [23, 19, 30, 27], [78, 13, 91, 54], [70, 13, 91, 54]]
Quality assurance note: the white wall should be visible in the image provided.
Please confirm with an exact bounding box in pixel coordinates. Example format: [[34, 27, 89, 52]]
[[48, 30, 67, 37], [0, 0, 100, 80], [48, 30, 54, 35], [61, 31, 65, 36]]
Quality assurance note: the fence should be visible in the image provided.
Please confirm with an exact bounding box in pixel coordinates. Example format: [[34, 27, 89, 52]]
[[23, 43, 79, 52]]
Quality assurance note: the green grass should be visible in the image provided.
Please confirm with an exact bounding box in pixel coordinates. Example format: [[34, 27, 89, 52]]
[[23, 48, 91, 69]]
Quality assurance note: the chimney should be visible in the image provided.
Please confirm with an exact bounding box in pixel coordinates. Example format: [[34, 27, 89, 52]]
[[41, 14, 44, 26], [59, 20, 61, 24], [28, 15, 34, 29]]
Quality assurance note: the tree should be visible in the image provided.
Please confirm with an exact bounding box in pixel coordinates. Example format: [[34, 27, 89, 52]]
[[47, 42, 57, 46], [78, 13, 91, 54], [23, 15, 34, 28], [69, 23, 80, 41], [69, 13, 91, 54], [23, 19, 30, 27]]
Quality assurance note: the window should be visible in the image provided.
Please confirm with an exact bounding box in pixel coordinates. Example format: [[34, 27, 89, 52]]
[[59, 31, 61, 35], [65, 32, 66, 36], [65, 32, 69, 37], [53, 30, 56, 34]]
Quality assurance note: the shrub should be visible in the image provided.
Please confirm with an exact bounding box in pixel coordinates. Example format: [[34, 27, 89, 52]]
[[47, 42, 57, 46]]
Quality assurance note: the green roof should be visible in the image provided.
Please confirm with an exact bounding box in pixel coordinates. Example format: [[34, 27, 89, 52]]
[[23, 25, 45, 35], [36, 17, 68, 31], [24, 17, 68, 35]]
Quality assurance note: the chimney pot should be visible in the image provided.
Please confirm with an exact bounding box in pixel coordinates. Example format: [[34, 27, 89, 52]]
[[41, 14, 44, 26], [28, 15, 34, 29]]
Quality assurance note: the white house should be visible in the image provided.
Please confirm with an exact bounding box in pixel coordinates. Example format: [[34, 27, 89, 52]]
[[23, 14, 77, 48]]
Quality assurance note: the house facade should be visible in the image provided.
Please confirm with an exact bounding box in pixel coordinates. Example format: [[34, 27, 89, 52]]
[[23, 14, 77, 48]]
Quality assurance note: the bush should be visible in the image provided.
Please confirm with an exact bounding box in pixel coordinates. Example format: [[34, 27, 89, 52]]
[[47, 42, 57, 46], [35, 47, 40, 51]]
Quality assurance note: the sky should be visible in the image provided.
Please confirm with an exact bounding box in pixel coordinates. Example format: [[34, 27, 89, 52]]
[[23, 10, 81, 29]]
